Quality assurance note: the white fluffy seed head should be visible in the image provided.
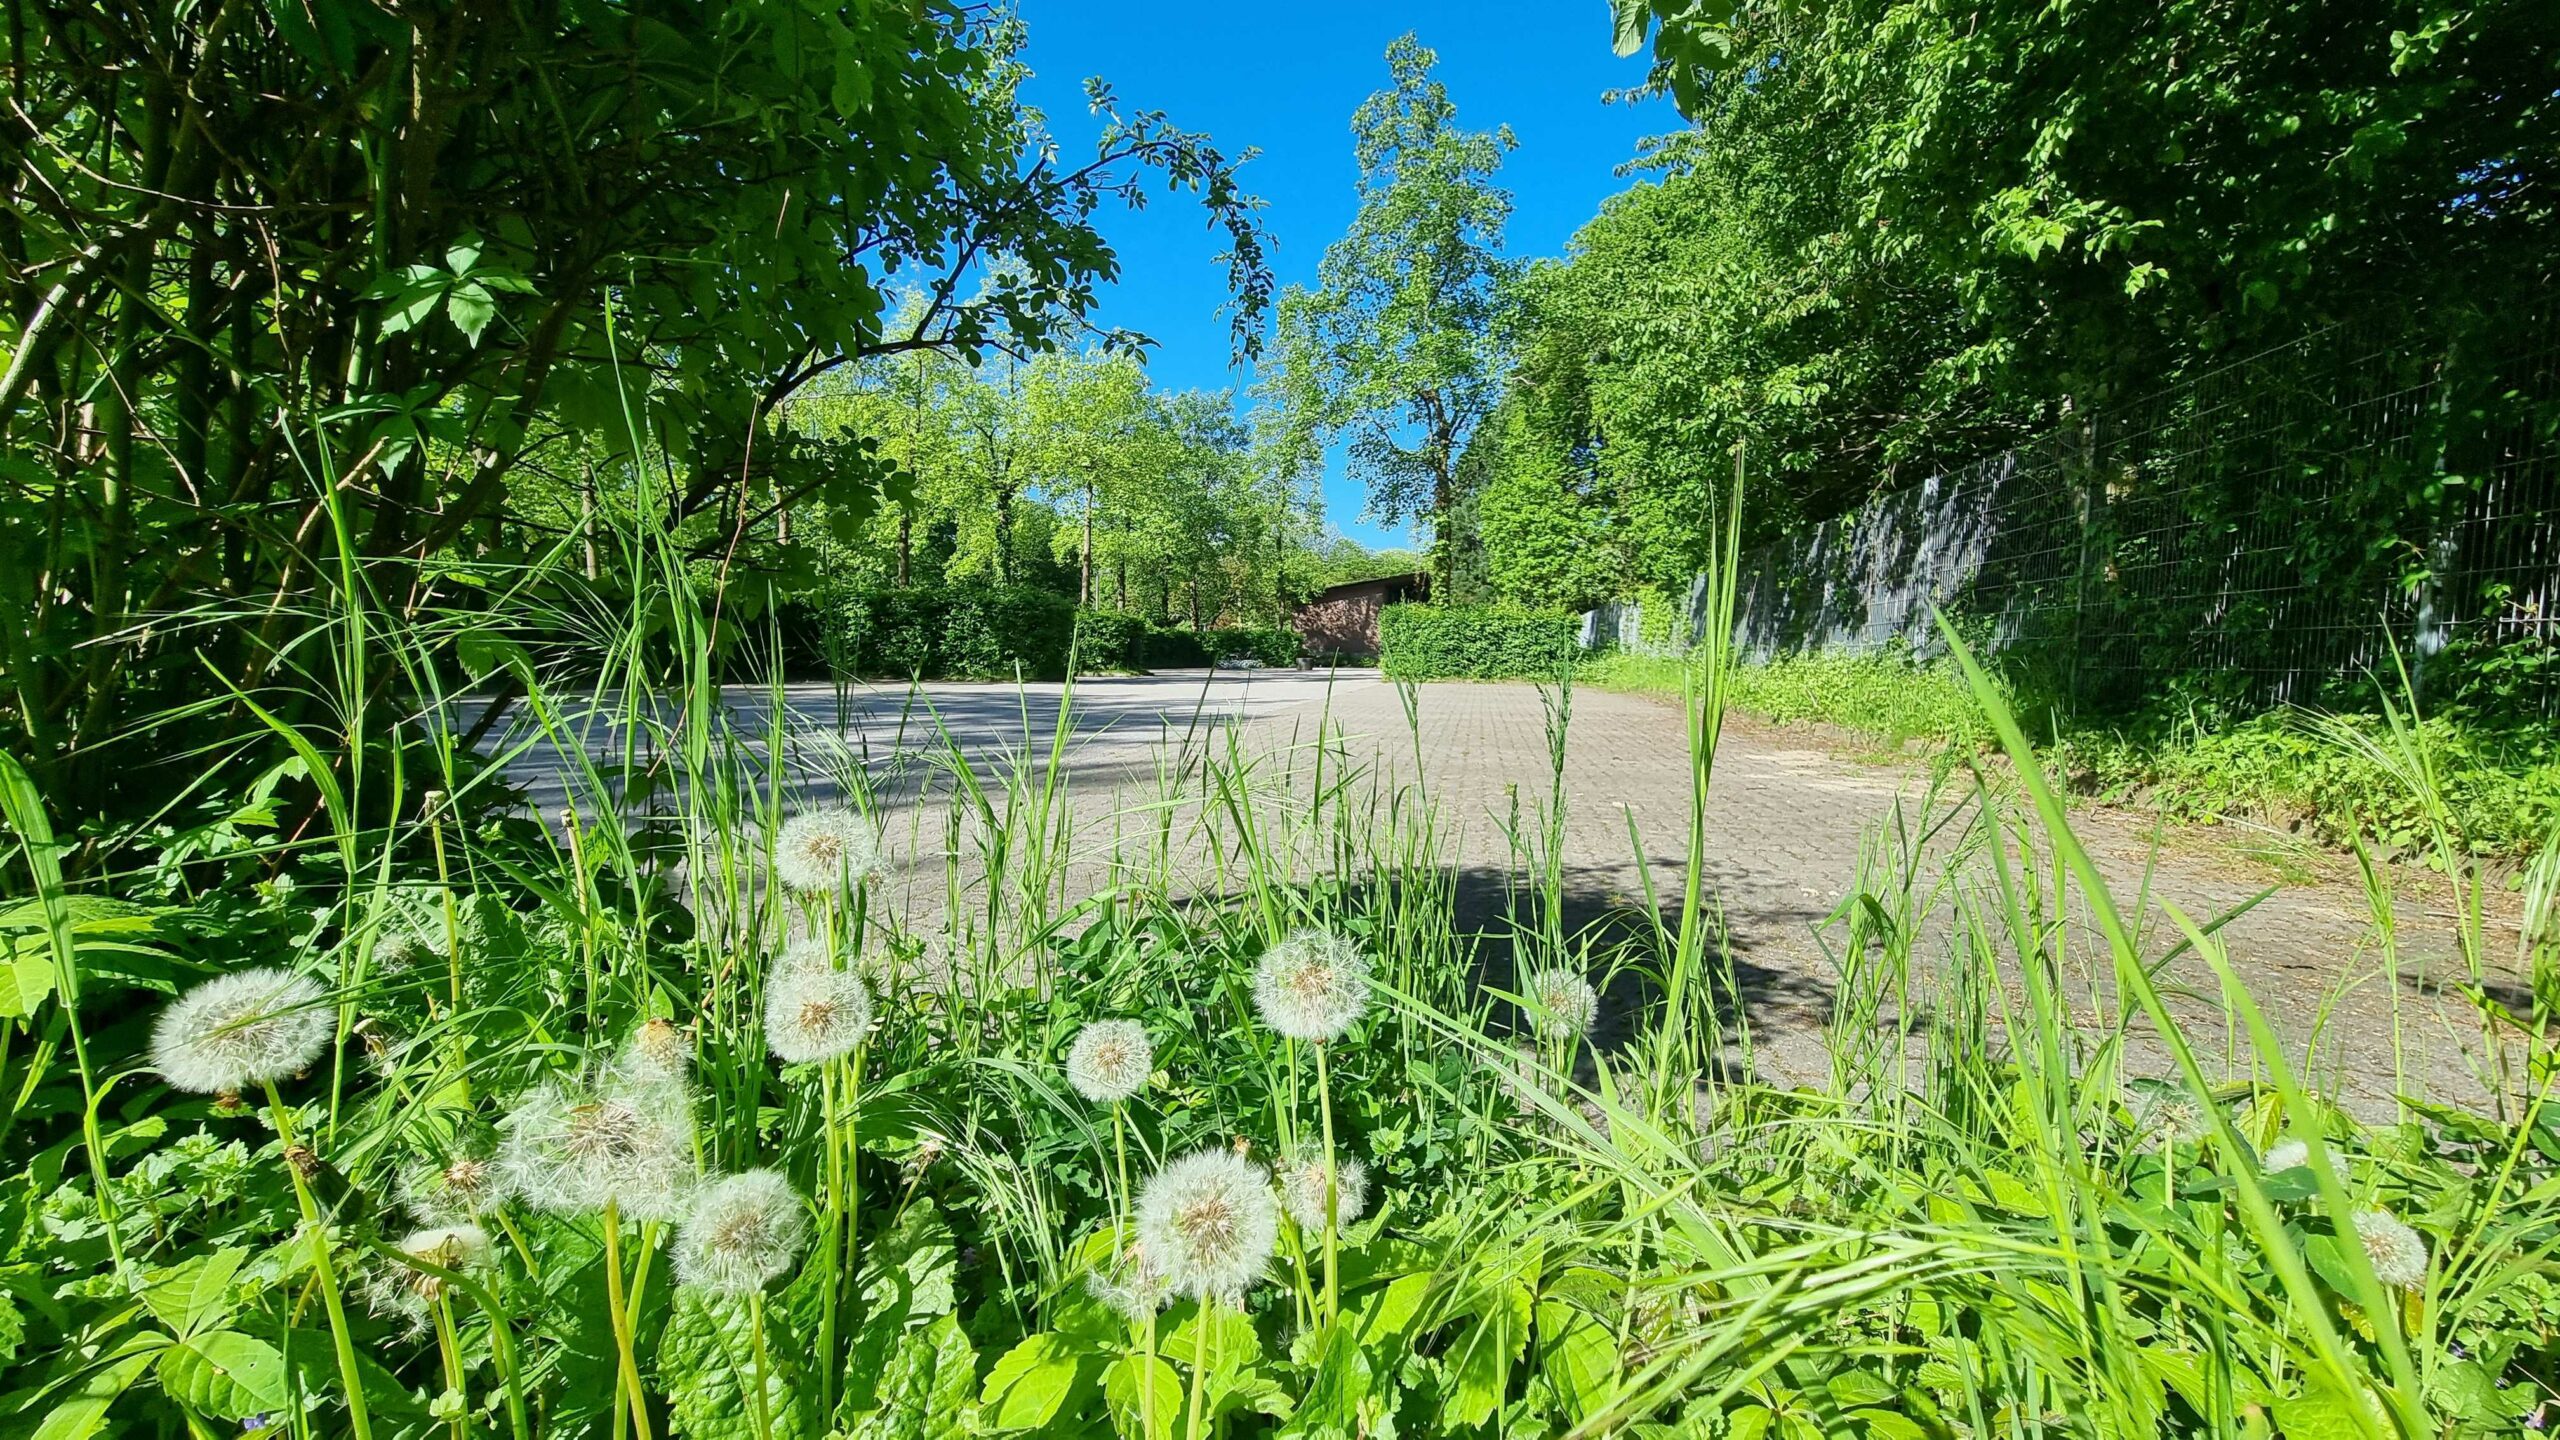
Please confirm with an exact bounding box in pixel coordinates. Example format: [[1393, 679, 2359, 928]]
[[772, 810, 884, 896], [363, 1224, 493, 1330], [764, 960, 874, 1064], [615, 1019, 694, 1092], [1134, 1148, 1279, 1303], [1085, 1249, 1171, 1323], [495, 1066, 697, 1222], [1066, 1020, 1152, 1103], [2263, 1138, 2310, 1173], [1251, 930, 1370, 1044], [1275, 1150, 1370, 1233], [674, 1169, 811, 1295], [151, 968, 334, 1094], [1524, 969, 1599, 1039], [2353, 1209, 2428, 1290], [400, 1147, 501, 1222]]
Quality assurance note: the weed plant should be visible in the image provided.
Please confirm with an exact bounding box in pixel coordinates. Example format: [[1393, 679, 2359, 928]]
[[0, 470, 2552, 1440]]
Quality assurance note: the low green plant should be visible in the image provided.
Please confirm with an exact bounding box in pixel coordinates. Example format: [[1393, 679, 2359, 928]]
[[1380, 604, 1576, 680]]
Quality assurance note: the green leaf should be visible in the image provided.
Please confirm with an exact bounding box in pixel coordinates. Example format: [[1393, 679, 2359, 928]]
[[844, 1313, 976, 1440], [658, 1288, 806, 1440], [157, 1331, 290, 1421], [0, 949, 55, 1016], [1534, 1299, 1616, 1422], [446, 282, 498, 346], [980, 1333, 1091, 1433], [1282, 1319, 1371, 1437], [141, 1247, 249, 1338], [1101, 1356, 1179, 1440], [32, 1333, 168, 1440]]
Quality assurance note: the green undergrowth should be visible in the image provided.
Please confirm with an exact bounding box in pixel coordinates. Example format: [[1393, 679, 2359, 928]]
[[1581, 647, 2560, 860]]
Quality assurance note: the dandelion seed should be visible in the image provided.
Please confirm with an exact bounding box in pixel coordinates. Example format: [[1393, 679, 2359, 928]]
[[362, 1223, 492, 1331], [1275, 1149, 1370, 1232], [370, 926, 439, 976], [400, 1145, 501, 1222], [773, 936, 836, 979], [151, 968, 334, 1094], [2263, 1138, 2310, 1173], [1085, 1247, 1171, 1323], [1134, 1148, 1278, 1303], [764, 959, 873, 1064], [2352, 1208, 2428, 1290], [771, 809, 883, 896], [615, 1018, 694, 1092], [674, 1170, 810, 1296], [1251, 930, 1370, 1044], [1523, 968, 1599, 1039], [1066, 1020, 1152, 1103], [496, 1067, 696, 1222]]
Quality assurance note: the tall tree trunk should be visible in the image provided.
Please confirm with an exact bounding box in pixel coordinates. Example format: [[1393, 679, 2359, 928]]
[[582, 471, 601, 579], [1115, 555, 1127, 611], [994, 483, 1015, 585], [895, 508, 911, 587], [1080, 479, 1095, 605]]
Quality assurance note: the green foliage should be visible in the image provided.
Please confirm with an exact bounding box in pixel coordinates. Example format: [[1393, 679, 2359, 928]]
[[0, 0, 1273, 820], [1267, 35, 1517, 592], [1381, 604, 1577, 680], [1073, 611, 1152, 672], [1207, 624, 1302, 669], [829, 585, 1080, 680]]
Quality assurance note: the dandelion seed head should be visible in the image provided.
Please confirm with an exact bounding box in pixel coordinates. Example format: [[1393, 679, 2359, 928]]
[[2263, 1138, 2310, 1173], [1066, 1020, 1151, 1103], [362, 1223, 491, 1330], [2353, 1208, 2428, 1290], [1134, 1148, 1278, 1303], [1251, 930, 1370, 1044], [1084, 1248, 1171, 1323], [400, 1146, 500, 1222], [1524, 969, 1599, 1039], [496, 1068, 696, 1221], [151, 968, 333, 1094], [674, 1169, 810, 1295], [764, 960, 873, 1064], [615, 1018, 694, 1092], [1275, 1149, 1370, 1232], [772, 809, 883, 896]]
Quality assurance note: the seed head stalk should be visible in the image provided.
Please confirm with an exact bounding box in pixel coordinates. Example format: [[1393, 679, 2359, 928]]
[[431, 1291, 468, 1440], [1185, 1296, 1213, 1440], [262, 1080, 374, 1440], [599, 1200, 654, 1440], [1314, 1039, 1341, 1323]]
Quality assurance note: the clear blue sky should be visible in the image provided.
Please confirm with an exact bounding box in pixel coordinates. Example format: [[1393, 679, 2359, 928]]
[[1014, 3, 1669, 550]]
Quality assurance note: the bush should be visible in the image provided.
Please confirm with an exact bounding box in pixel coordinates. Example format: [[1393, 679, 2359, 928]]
[[1380, 603, 1578, 680], [828, 584, 1079, 680], [1073, 609, 1149, 670], [1209, 623, 1301, 668], [1138, 624, 1213, 669]]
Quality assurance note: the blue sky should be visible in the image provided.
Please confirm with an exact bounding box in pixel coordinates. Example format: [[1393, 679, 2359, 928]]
[[1014, 3, 1670, 550]]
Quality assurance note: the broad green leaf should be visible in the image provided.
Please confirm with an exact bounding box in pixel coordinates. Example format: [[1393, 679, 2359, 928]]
[[1101, 1356, 1179, 1440], [658, 1288, 806, 1440], [844, 1313, 976, 1440], [0, 950, 55, 1016], [141, 1247, 250, 1338], [1533, 1299, 1616, 1422], [157, 1331, 289, 1421], [32, 1333, 168, 1440], [980, 1333, 1090, 1433]]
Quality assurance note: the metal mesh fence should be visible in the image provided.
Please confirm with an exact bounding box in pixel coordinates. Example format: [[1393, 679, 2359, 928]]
[[1657, 305, 2560, 718]]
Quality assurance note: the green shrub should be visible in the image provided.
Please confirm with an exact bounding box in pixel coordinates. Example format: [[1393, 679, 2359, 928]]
[[1139, 624, 1213, 669], [1209, 622, 1301, 668], [1381, 603, 1577, 680], [1073, 609, 1149, 670], [827, 584, 1080, 679]]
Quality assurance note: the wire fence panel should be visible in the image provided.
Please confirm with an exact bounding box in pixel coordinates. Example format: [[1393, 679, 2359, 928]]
[[1634, 306, 2560, 717]]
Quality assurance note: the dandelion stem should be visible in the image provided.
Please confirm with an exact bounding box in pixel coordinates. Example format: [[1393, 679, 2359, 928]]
[[600, 1201, 655, 1440], [262, 1081, 374, 1440], [747, 1290, 775, 1440], [432, 1292, 467, 1440], [1185, 1296, 1212, 1440], [1315, 1040, 1340, 1323]]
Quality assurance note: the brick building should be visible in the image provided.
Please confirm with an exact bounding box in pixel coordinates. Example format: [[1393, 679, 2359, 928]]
[[1292, 572, 1428, 660]]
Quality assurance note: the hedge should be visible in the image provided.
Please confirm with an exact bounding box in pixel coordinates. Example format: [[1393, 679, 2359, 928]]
[[821, 584, 1079, 680], [1380, 603, 1578, 680]]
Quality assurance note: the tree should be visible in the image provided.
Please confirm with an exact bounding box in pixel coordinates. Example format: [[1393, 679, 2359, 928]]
[[0, 1, 1270, 815], [1024, 352, 1160, 606], [1268, 35, 1517, 595]]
